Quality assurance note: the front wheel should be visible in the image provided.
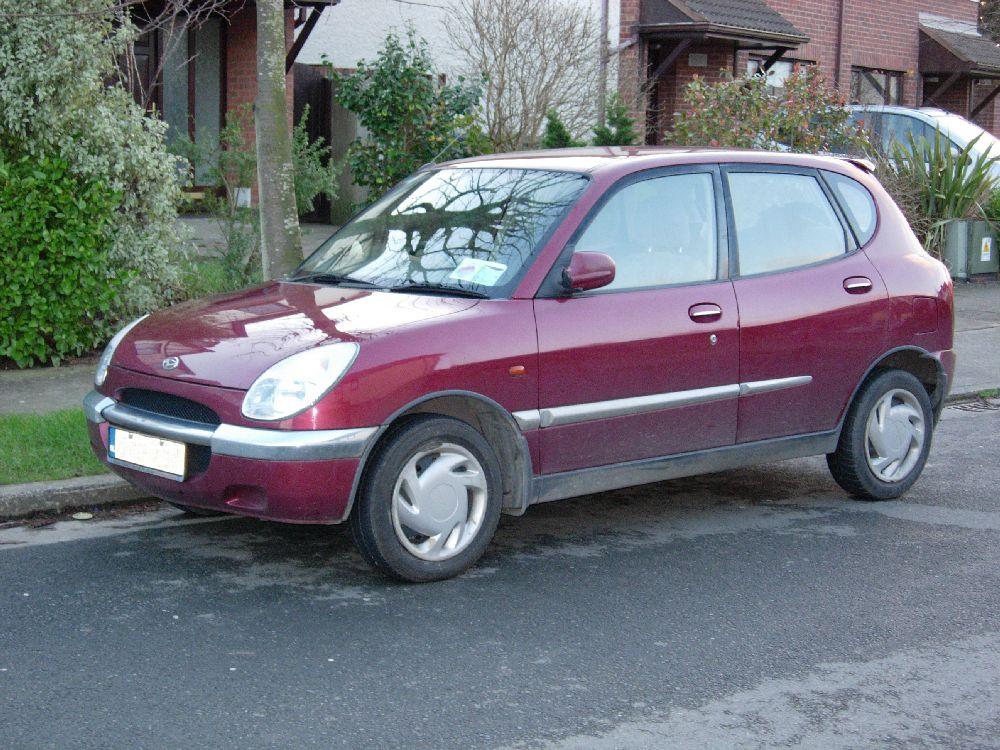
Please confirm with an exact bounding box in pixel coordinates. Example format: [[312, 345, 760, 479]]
[[350, 416, 503, 582], [827, 369, 933, 500]]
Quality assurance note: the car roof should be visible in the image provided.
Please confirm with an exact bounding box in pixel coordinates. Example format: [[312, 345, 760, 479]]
[[846, 103, 961, 123], [432, 146, 865, 178]]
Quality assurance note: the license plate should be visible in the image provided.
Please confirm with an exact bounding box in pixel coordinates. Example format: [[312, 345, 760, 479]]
[[108, 427, 186, 480]]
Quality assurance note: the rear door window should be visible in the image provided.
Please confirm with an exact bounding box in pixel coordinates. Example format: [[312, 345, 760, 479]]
[[727, 171, 847, 276]]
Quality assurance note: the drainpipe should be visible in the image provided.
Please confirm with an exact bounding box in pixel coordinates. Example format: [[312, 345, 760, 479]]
[[833, 0, 846, 90], [597, 0, 609, 127]]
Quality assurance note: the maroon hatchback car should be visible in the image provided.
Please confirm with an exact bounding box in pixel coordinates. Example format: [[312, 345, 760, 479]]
[[86, 148, 955, 581]]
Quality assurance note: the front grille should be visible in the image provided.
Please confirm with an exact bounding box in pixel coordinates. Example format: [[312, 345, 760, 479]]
[[119, 389, 221, 426], [116, 389, 216, 477]]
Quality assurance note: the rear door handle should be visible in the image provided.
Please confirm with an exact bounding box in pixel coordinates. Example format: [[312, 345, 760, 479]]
[[688, 303, 723, 322], [843, 276, 873, 294]]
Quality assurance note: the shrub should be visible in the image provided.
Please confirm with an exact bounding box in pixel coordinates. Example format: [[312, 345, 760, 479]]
[[169, 105, 335, 301], [670, 67, 867, 154], [542, 110, 582, 148], [592, 94, 638, 147], [330, 29, 481, 199], [292, 105, 340, 216], [984, 187, 1000, 228], [0, 152, 124, 367], [887, 133, 999, 253], [0, 0, 185, 325]]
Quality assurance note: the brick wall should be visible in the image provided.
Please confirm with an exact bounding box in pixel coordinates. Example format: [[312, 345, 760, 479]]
[[224, 5, 297, 150], [769, 0, 978, 106], [619, 0, 996, 138]]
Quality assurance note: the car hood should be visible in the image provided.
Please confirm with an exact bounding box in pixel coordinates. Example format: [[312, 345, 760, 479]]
[[112, 282, 479, 389]]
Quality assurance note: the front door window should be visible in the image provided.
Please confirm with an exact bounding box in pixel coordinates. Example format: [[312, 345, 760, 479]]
[[573, 172, 719, 290]]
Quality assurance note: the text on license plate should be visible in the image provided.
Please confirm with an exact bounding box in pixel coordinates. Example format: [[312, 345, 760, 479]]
[[109, 427, 186, 480]]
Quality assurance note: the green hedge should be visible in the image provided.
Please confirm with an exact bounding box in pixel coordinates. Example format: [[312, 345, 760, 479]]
[[0, 151, 124, 367]]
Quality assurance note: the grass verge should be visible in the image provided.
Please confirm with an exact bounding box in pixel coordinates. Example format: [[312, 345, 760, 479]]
[[0, 410, 106, 485]]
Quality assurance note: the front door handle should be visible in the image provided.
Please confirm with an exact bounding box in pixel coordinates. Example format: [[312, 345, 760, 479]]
[[688, 303, 723, 322], [843, 276, 873, 294]]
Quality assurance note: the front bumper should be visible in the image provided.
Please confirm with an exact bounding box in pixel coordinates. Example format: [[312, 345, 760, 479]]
[[84, 391, 377, 523]]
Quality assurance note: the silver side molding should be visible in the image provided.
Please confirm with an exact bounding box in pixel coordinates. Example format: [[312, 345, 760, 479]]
[[538, 383, 741, 428], [511, 376, 812, 431], [739, 375, 813, 396], [512, 410, 542, 431]]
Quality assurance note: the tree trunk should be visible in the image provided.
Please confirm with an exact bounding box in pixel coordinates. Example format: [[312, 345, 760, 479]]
[[255, 0, 302, 279]]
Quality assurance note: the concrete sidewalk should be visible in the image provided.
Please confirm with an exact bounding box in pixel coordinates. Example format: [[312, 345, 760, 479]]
[[3, 279, 997, 417]]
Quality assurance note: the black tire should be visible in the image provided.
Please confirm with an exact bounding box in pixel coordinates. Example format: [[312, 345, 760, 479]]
[[349, 415, 503, 582], [827, 369, 934, 501], [166, 502, 226, 517]]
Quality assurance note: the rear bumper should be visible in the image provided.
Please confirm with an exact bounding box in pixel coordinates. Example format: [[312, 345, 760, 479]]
[[935, 348, 956, 419], [84, 391, 376, 523]]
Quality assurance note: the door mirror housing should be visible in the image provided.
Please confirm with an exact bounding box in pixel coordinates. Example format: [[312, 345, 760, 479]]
[[562, 251, 616, 293]]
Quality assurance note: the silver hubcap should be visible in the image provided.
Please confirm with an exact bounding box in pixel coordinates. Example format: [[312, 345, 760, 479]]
[[864, 389, 925, 483], [391, 443, 488, 562]]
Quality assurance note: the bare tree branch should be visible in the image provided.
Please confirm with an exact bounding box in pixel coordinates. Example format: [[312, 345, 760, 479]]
[[445, 0, 599, 150]]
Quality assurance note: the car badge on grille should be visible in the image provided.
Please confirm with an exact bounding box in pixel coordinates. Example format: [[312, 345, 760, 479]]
[[161, 356, 180, 371]]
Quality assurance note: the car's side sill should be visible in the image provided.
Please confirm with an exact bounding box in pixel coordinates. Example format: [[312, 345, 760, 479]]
[[529, 429, 840, 505]]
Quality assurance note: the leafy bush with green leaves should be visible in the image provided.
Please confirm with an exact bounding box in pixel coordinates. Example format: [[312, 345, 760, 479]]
[[0, 0, 185, 324], [292, 105, 340, 216], [330, 29, 481, 199], [592, 94, 638, 147], [886, 132, 999, 254], [670, 67, 867, 153], [0, 152, 124, 367], [169, 105, 336, 300]]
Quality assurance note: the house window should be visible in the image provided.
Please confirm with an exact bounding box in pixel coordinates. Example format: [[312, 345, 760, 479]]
[[746, 59, 807, 94], [124, 20, 223, 185], [851, 68, 902, 105]]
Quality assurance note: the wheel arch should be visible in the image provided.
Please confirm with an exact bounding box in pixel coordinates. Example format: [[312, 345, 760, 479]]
[[343, 390, 534, 521], [839, 345, 948, 434]]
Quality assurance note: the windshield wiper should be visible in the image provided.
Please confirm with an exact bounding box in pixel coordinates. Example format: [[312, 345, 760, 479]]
[[289, 272, 382, 288], [389, 282, 489, 299]]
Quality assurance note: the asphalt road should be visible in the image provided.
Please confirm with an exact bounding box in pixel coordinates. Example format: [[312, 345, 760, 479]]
[[2, 405, 999, 750]]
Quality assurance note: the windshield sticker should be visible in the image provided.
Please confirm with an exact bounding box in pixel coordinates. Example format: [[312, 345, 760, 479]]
[[448, 257, 507, 286]]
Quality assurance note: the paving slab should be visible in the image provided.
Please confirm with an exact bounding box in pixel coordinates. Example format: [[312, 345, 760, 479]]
[[0, 361, 96, 415], [954, 279, 1000, 333]]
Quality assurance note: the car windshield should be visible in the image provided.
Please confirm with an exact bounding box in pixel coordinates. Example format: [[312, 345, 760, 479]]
[[296, 167, 589, 296]]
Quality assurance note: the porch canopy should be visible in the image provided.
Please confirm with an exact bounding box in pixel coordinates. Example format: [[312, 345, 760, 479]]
[[919, 13, 1000, 118], [638, 0, 809, 84]]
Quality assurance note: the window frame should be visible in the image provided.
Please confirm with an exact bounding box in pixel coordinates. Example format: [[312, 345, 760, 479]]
[[850, 67, 903, 106], [720, 163, 860, 280], [536, 164, 731, 298]]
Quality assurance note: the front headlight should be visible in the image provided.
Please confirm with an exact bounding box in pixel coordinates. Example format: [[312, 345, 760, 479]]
[[241, 342, 360, 421], [95, 315, 148, 387]]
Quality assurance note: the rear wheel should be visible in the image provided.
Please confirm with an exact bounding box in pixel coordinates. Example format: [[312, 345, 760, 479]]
[[350, 416, 503, 582], [827, 369, 933, 500]]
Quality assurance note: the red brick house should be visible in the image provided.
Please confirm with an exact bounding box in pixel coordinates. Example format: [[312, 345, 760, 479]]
[[127, 1, 338, 181], [620, 0, 1000, 143]]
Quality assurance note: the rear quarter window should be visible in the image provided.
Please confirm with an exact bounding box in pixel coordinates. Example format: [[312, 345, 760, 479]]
[[824, 171, 877, 245]]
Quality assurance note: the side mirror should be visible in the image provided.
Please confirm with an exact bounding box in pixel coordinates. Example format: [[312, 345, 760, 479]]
[[562, 251, 616, 293]]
